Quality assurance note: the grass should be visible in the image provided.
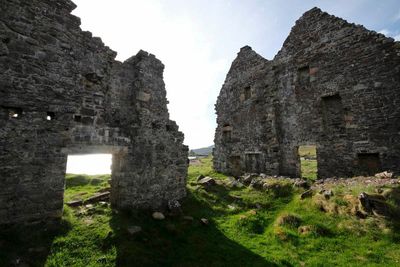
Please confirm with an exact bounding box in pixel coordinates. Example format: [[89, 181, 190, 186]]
[[0, 157, 399, 266], [299, 145, 318, 180]]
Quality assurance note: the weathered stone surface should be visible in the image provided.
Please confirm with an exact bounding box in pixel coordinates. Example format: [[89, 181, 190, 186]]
[[0, 0, 187, 225], [214, 7, 400, 179], [127, 225, 142, 235], [152, 212, 165, 220], [300, 190, 313, 199], [198, 177, 216, 187]]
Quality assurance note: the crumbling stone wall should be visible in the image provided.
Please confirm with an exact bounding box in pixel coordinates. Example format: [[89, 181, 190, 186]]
[[0, 0, 187, 225], [214, 8, 400, 178]]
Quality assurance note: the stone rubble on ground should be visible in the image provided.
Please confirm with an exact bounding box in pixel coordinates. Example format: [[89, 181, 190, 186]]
[[152, 212, 165, 220]]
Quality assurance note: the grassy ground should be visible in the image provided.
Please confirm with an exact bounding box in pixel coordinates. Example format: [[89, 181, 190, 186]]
[[1, 158, 399, 266], [299, 145, 317, 180]]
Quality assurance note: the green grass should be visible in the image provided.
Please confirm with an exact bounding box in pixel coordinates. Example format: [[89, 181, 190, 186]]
[[299, 145, 318, 180], [1, 157, 399, 266]]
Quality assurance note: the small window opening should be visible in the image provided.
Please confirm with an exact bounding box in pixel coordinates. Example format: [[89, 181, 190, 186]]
[[297, 66, 310, 85], [244, 86, 251, 100], [47, 112, 55, 121], [357, 153, 381, 176], [298, 145, 318, 180], [74, 115, 82, 122], [8, 107, 22, 119]]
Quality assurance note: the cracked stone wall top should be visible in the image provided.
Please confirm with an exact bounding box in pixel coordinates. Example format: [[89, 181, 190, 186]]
[[0, 0, 188, 224], [214, 7, 400, 178]]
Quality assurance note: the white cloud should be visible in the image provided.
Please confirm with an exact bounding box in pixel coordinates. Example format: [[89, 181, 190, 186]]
[[395, 34, 400, 41]]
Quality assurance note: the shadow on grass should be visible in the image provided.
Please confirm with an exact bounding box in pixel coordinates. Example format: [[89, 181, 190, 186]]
[[0, 219, 71, 266], [108, 190, 278, 267]]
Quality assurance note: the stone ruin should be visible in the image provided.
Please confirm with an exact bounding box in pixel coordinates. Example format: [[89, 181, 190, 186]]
[[214, 8, 400, 179], [0, 0, 188, 224]]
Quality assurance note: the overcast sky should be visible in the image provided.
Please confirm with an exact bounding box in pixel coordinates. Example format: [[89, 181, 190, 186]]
[[72, 0, 400, 149]]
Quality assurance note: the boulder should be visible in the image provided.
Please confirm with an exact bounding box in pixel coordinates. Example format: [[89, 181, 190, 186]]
[[249, 178, 264, 190], [375, 171, 393, 179], [241, 173, 258, 185], [294, 180, 310, 189], [198, 176, 216, 187], [358, 192, 390, 216], [300, 190, 313, 199], [84, 191, 110, 204], [200, 218, 209, 225], [168, 200, 182, 216], [127, 225, 142, 235], [66, 199, 83, 207], [319, 189, 333, 200], [152, 212, 165, 220]]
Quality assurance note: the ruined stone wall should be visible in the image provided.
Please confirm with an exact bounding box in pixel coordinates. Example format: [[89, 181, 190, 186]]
[[0, 0, 187, 224], [214, 8, 400, 178], [213, 47, 280, 176]]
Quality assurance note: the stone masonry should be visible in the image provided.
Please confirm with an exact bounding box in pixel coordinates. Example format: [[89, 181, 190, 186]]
[[0, 0, 187, 224], [214, 8, 400, 178]]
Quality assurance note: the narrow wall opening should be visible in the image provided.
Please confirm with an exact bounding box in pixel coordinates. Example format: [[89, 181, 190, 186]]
[[298, 145, 318, 180], [64, 154, 112, 207]]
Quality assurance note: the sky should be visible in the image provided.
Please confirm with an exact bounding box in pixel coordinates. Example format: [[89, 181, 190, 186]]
[[67, 0, 400, 174]]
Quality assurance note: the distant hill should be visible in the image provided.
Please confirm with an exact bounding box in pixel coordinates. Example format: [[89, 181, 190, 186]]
[[190, 145, 214, 156]]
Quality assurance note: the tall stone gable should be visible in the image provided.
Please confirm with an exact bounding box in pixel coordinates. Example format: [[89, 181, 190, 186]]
[[214, 8, 400, 178], [0, 0, 188, 224]]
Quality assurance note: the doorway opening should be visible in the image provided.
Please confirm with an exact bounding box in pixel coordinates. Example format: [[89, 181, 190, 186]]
[[64, 153, 113, 207], [298, 145, 318, 180]]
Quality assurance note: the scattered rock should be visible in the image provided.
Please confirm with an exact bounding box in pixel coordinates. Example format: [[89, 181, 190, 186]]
[[355, 210, 368, 219], [241, 173, 258, 185], [99, 201, 108, 207], [294, 180, 310, 189], [84, 191, 110, 204], [249, 178, 264, 190], [228, 204, 236, 210], [358, 192, 390, 216], [198, 176, 216, 187], [152, 211, 165, 220], [168, 200, 182, 216], [85, 204, 94, 209], [127, 225, 142, 235], [200, 218, 209, 225], [323, 190, 333, 199], [300, 190, 313, 199], [66, 199, 83, 207], [375, 171, 393, 179], [227, 177, 244, 188]]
